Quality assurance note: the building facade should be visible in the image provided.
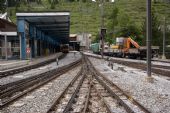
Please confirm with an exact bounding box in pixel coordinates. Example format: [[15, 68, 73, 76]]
[[0, 18, 19, 59]]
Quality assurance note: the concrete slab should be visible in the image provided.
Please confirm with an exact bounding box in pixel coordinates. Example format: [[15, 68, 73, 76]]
[[0, 53, 62, 71], [0, 60, 28, 71]]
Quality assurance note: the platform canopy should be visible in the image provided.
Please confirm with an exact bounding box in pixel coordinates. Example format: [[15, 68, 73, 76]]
[[16, 12, 70, 44]]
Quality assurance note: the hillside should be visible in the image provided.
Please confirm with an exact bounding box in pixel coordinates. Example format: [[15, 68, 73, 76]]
[[5, 0, 170, 41]]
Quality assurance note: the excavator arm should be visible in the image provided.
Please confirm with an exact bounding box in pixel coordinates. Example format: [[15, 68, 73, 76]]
[[123, 37, 140, 52]]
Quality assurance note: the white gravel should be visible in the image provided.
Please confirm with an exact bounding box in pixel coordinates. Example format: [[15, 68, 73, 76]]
[[0, 52, 82, 85], [88, 56, 170, 113], [0, 66, 81, 113]]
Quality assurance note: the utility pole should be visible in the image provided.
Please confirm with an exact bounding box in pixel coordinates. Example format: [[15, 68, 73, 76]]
[[100, 0, 104, 59], [146, 0, 153, 82], [162, 16, 166, 59]]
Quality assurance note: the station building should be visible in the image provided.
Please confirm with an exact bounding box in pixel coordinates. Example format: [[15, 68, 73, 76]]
[[16, 12, 70, 60], [77, 33, 92, 50], [69, 34, 80, 51], [0, 12, 70, 60], [69, 33, 92, 51]]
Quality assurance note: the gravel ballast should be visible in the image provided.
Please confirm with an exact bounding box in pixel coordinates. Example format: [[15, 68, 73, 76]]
[[0, 52, 81, 85], [88, 56, 170, 113], [1, 66, 81, 113]]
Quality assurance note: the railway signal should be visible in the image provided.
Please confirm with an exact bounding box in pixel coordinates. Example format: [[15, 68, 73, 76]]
[[100, 28, 106, 59]]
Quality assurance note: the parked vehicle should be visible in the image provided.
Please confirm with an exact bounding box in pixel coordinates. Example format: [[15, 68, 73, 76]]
[[90, 37, 159, 59]]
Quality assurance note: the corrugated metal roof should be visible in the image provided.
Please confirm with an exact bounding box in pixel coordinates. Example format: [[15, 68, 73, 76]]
[[16, 12, 70, 44]]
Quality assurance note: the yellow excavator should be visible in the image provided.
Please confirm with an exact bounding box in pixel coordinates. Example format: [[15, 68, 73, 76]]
[[111, 37, 159, 59]]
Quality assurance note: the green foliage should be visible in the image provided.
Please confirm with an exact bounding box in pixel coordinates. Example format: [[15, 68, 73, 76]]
[[36, 0, 42, 4], [107, 6, 119, 29], [0, 0, 6, 13], [117, 11, 130, 27], [92, 33, 100, 43], [48, 0, 51, 4], [106, 6, 119, 44], [82, 0, 87, 3], [15, 2, 20, 12], [105, 33, 115, 45], [68, 0, 75, 2], [151, 8, 162, 46], [106, 9, 143, 45], [4, 0, 170, 48], [50, 3, 55, 9], [141, 8, 162, 46], [8, 0, 17, 7], [49, 0, 59, 9]]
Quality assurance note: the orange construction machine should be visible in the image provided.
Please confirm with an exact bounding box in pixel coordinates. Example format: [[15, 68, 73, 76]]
[[111, 37, 159, 59]]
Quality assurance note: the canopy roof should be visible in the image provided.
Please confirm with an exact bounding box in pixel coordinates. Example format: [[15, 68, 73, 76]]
[[16, 12, 70, 43]]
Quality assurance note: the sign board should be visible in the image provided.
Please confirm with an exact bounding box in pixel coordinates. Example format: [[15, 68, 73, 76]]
[[26, 48, 31, 53]]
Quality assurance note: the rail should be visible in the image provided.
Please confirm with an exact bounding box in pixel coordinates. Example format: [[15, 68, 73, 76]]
[[0, 53, 66, 78], [0, 58, 81, 108], [46, 55, 151, 113]]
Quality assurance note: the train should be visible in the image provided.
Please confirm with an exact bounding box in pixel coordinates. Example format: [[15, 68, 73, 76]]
[[90, 37, 159, 59], [60, 44, 69, 53]]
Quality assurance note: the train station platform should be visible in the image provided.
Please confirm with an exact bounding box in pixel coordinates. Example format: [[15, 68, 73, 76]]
[[16, 12, 70, 60], [0, 52, 62, 71]]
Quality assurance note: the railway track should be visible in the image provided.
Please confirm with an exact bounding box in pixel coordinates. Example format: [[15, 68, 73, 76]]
[[86, 53, 170, 77], [0, 53, 66, 78], [46, 56, 151, 113], [110, 59, 170, 77], [146, 59, 170, 64], [0, 59, 81, 108]]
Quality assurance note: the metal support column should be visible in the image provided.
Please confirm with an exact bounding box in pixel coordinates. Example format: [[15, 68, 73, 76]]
[[29, 25, 35, 58], [146, 0, 152, 77], [20, 32, 26, 59], [4, 34, 7, 60], [17, 19, 26, 60], [19, 33, 22, 59], [31, 38, 35, 58], [37, 39, 41, 56], [162, 16, 166, 59]]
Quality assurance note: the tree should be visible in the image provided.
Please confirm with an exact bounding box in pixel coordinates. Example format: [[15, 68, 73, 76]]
[[92, 33, 100, 43], [152, 10, 162, 46], [141, 8, 162, 46], [107, 6, 119, 33], [8, 0, 17, 7], [36, 0, 42, 4], [114, 11, 143, 45], [15, 1, 20, 12], [0, 0, 6, 13], [106, 6, 119, 44]]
